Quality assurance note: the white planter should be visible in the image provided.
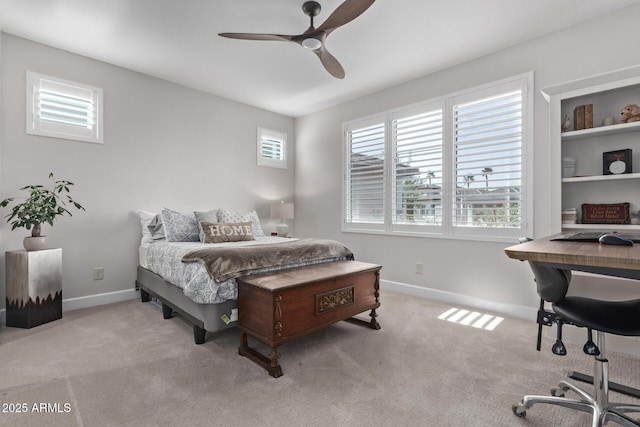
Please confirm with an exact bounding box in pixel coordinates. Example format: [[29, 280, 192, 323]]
[[23, 236, 48, 251]]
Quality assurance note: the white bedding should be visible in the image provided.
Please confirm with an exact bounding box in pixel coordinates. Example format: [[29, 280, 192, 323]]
[[142, 237, 298, 304], [139, 243, 150, 269]]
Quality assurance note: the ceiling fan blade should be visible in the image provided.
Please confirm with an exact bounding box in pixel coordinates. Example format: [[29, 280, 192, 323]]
[[218, 33, 295, 42], [313, 47, 345, 79], [317, 0, 375, 34]]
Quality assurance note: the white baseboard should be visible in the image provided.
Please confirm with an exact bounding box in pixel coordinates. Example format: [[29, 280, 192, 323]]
[[380, 279, 538, 321], [62, 289, 139, 312]]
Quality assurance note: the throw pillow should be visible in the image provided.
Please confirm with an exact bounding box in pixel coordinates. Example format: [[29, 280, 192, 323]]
[[147, 213, 165, 241], [138, 210, 155, 244], [194, 209, 219, 242], [160, 207, 200, 242], [200, 222, 255, 243], [218, 209, 265, 238]]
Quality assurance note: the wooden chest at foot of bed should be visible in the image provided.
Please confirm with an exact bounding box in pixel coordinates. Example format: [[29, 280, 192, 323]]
[[237, 260, 381, 377]]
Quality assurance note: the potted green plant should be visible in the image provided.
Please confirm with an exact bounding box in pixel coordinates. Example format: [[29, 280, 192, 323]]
[[0, 173, 85, 251]]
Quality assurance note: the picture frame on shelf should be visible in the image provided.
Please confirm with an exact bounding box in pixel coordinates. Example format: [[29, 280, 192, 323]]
[[602, 149, 632, 175]]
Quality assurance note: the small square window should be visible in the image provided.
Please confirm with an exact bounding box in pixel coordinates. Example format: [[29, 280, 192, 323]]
[[257, 127, 286, 169], [26, 71, 103, 144]]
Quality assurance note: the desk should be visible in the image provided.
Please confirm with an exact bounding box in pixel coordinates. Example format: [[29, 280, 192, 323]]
[[505, 234, 640, 280], [504, 234, 640, 398]]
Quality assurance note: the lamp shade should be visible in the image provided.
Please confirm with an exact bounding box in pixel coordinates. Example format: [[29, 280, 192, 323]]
[[271, 202, 294, 219]]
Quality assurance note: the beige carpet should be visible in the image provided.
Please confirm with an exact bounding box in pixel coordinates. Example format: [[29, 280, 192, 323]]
[[1, 289, 639, 426]]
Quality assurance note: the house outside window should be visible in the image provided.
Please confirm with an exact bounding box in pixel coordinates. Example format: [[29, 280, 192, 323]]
[[26, 71, 103, 144], [343, 73, 533, 241], [257, 127, 287, 169]]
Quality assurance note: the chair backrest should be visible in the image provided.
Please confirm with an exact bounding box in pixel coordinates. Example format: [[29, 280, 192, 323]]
[[527, 261, 571, 303]]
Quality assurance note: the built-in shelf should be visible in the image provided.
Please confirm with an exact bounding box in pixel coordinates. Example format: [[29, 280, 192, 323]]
[[561, 120, 640, 141], [542, 65, 640, 233], [562, 172, 640, 183]]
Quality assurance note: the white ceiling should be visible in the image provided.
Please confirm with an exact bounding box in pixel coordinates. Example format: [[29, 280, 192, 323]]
[[1, 0, 638, 117]]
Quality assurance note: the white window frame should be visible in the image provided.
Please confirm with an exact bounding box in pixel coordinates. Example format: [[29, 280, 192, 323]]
[[257, 127, 287, 169], [342, 72, 534, 242], [26, 71, 103, 144], [343, 114, 387, 234]]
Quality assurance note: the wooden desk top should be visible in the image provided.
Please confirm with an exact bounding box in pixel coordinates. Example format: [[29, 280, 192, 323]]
[[504, 234, 640, 279]]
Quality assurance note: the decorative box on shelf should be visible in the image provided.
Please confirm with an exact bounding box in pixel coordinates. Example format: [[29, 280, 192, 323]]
[[5, 248, 62, 328], [581, 202, 630, 225]]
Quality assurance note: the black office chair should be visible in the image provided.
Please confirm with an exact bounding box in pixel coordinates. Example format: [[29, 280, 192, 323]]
[[512, 260, 640, 426]]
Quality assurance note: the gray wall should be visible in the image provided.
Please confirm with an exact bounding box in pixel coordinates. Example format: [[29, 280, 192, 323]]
[[294, 4, 640, 315], [0, 34, 295, 308]]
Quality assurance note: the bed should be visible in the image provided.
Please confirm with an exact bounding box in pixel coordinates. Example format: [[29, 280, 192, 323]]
[[136, 208, 354, 344]]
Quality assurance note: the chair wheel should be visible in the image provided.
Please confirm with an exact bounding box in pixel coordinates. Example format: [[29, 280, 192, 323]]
[[512, 402, 526, 418], [551, 387, 565, 397]]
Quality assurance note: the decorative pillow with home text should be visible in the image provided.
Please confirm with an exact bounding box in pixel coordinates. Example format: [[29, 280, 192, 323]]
[[200, 221, 255, 243]]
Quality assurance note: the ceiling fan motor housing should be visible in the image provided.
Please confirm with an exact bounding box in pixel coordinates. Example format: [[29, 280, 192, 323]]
[[301, 1, 323, 50], [302, 1, 322, 18]]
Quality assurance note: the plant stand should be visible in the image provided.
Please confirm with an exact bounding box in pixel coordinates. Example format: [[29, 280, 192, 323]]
[[5, 248, 62, 328]]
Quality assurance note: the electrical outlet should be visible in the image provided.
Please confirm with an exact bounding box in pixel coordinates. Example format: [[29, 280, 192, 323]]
[[415, 262, 423, 275], [93, 267, 104, 281]]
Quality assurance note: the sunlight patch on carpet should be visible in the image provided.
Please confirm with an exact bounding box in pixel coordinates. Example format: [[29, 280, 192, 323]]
[[437, 307, 504, 331]]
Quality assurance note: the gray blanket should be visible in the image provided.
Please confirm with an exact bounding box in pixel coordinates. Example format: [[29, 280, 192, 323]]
[[181, 238, 354, 282]]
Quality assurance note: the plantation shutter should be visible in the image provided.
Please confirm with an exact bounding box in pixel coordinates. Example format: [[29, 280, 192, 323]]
[[342, 73, 531, 238], [257, 127, 287, 168], [392, 108, 443, 226], [38, 82, 95, 129], [345, 121, 386, 225], [27, 72, 103, 144], [453, 89, 523, 229], [261, 136, 283, 160]]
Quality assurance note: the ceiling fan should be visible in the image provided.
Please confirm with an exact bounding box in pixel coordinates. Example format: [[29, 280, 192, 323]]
[[218, 0, 376, 79]]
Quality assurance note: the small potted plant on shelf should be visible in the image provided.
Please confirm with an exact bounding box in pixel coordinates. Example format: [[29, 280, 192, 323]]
[[0, 173, 85, 251]]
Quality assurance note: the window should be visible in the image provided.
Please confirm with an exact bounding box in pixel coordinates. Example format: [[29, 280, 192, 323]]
[[452, 88, 524, 234], [257, 127, 287, 168], [26, 71, 103, 144], [343, 73, 533, 241], [344, 118, 385, 226], [392, 105, 443, 232]]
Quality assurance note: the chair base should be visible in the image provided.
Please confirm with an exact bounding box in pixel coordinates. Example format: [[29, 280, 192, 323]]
[[513, 379, 640, 427], [569, 371, 640, 400], [513, 337, 640, 427]]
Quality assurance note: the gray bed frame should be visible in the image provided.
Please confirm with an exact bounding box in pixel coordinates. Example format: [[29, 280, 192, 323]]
[[136, 266, 237, 344]]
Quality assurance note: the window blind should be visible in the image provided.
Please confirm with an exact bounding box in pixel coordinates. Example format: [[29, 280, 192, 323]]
[[343, 73, 531, 239], [346, 122, 386, 224], [37, 86, 95, 129], [257, 127, 287, 168], [392, 109, 443, 226], [260, 136, 283, 160], [453, 90, 523, 228], [26, 71, 103, 144]]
